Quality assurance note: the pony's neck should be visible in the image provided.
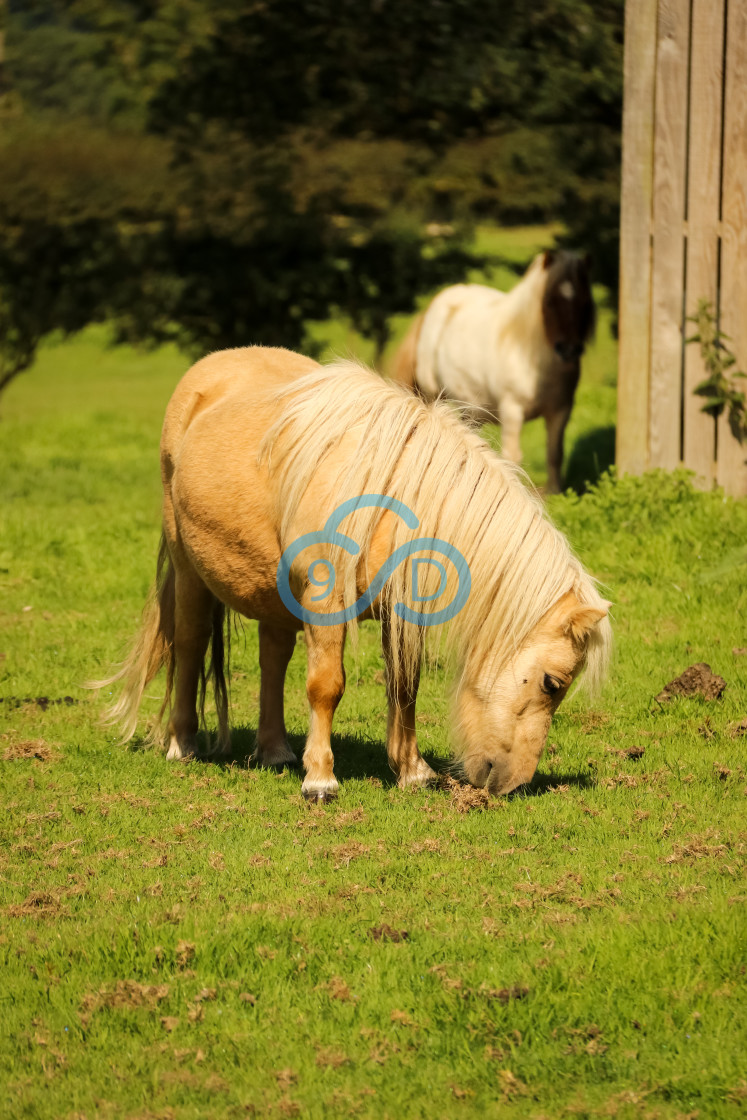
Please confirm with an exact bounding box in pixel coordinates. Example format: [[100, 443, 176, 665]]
[[498, 256, 553, 363]]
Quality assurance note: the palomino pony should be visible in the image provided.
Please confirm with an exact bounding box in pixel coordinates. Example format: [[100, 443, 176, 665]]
[[101, 346, 610, 801], [392, 250, 595, 493]]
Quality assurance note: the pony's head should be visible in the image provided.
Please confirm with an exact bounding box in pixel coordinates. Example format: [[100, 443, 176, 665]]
[[455, 590, 610, 795], [540, 250, 595, 364]]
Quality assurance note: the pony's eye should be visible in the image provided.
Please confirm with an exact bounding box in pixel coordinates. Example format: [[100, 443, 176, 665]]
[[542, 674, 561, 695]]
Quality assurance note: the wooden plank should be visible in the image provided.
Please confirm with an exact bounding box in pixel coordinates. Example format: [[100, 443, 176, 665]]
[[617, 0, 658, 476], [718, 0, 747, 496], [649, 0, 690, 471], [682, 0, 723, 486]]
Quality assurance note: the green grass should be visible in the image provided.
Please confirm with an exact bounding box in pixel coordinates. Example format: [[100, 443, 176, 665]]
[[1, 226, 747, 1119]]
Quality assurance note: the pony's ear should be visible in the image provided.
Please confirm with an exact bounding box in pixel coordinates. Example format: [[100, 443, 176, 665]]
[[563, 601, 611, 644], [543, 249, 556, 270]]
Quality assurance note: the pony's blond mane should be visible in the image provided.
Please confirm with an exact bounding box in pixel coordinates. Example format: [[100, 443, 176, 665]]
[[260, 359, 610, 694]]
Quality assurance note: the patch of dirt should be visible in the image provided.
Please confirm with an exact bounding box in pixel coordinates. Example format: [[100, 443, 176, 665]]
[[498, 1069, 529, 1100], [7, 891, 68, 918], [80, 980, 170, 1026], [193, 988, 216, 1002], [369, 924, 408, 943], [438, 774, 492, 812], [275, 1068, 297, 1089], [600, 773, 640, 789], [315, 1048, 350, 1069], [562, 1023, 607, 1056], [513, 873, 583, 906], [732, 647, 747, 656], [2, 737, 55, 762], [604, 743, 646, 760], [728, 718, 747, 738], [0, 696, 78, 711], [318, 976, 352, 1001], [429, 964, 529, 1004], [276, 1097, 301, 1117], [480, 985, 530, 1004], [326, 842, 370, 869], [175, 941, 195, 969], [655, 663, 726, 703], [573, 710, 611, 732], [330, 808, 367, 830], [664, 839, 729, 864]]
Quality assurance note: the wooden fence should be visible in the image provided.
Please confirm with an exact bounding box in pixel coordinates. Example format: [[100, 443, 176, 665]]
[[617, 0, 747, 496]]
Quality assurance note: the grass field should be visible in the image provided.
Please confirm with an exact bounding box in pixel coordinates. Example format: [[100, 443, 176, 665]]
[[1, 227, 746, 1119]]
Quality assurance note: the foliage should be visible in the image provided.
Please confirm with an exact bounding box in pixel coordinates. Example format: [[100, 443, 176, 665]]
[[686, 298, 747, 443], [1, 330, 746, 1117], [1, 0, 625, 387], [0, 119, 478, 379], [0, 121, 176, 392]]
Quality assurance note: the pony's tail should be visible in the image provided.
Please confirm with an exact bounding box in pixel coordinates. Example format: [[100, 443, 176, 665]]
[[389, 313, 424, 391], [90, 534, 176, 745]]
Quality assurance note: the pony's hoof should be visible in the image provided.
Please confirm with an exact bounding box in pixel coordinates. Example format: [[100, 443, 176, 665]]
[[252, 745, 300, 771], [166, 738, 196, 762], [397, 761, 438, 790], [302, 788, 337, 804], [269, 760, 300, 774]]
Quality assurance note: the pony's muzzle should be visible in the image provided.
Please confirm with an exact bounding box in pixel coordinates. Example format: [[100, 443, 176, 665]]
[[554, 341, 584, 362], [464, 755, 513, 795]]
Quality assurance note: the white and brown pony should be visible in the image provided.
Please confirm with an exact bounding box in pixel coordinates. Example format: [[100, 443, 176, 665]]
[[100, 346, 610, 801], [392, 250, 595, 493]]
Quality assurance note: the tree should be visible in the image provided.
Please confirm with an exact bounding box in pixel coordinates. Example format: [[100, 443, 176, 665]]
[[1, 0, 624, 390]]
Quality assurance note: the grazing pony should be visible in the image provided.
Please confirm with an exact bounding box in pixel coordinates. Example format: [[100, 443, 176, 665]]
[[100, 346, 610, 801], [392, 250, 595, 493]]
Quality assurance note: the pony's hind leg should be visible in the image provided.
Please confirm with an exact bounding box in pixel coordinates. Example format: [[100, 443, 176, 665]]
[[253, 623, 299, 769], [301, 624, 346, 802], [383, 624, 437, 789], [167, 565, 216, 760]]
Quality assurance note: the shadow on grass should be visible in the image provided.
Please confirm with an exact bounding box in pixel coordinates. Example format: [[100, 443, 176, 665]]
[[564, 425, 615, 494], [518, 769, 593, 797], [191, 725, 445, 789], [181, 725, 592, 801]]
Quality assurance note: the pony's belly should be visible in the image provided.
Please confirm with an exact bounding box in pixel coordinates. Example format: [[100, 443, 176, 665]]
[[168, 409, 298, 627], [178, 511, 291, 624]]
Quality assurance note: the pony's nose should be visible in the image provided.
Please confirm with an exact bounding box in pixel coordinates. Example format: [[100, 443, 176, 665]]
[[554, 341, 584, 362], [469, 758, 493, 788]]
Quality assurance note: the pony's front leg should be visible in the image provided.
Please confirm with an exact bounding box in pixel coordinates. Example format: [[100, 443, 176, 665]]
[[302, 623, 346, 802], [545, 405, 572, 494], [499, 397, 524, 466], [254, 623, 299, 769], [383, 622, 436, 789]]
